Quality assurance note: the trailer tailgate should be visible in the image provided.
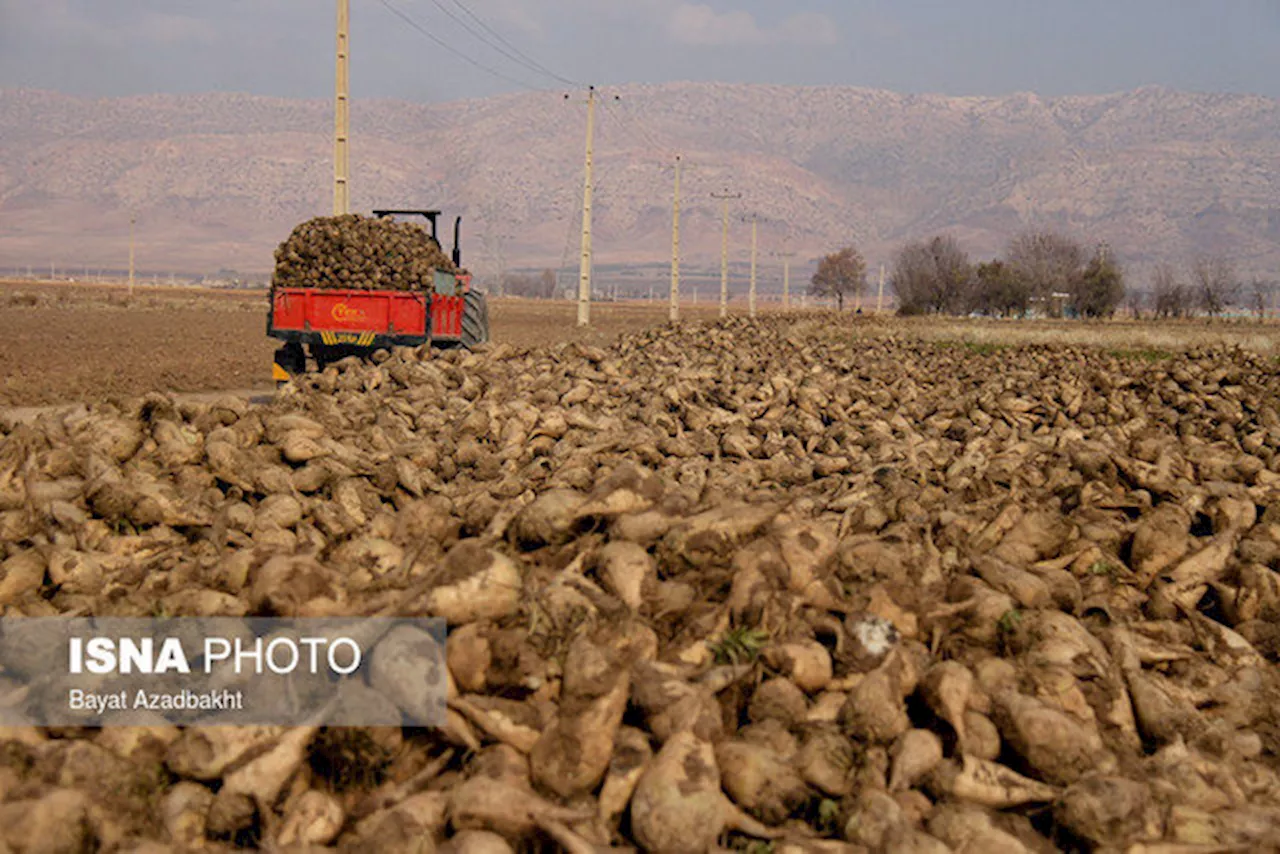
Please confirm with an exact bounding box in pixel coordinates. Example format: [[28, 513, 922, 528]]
[[269, 288, 429, 339]]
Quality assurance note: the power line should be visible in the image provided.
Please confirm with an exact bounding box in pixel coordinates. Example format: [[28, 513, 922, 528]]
[[447, 0, 579, 86], [602, 97, 669, 157], [374, 0, 543, 92], [412, 0, 577, 87]]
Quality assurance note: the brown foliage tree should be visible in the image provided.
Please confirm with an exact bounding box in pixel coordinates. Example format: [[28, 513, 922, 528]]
[[810, 246, 867, 311]]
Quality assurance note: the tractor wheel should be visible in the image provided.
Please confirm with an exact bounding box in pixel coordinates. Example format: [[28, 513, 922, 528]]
[[461, 290, 490, 349]]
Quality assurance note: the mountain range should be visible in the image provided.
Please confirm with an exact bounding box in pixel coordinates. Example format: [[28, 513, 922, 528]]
[[2, 83, 1278, 288]]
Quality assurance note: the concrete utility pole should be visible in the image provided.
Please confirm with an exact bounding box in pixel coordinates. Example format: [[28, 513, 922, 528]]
[[669, 155, 682, 322], [712, 190, 741, 318], [876, 264, 886, 314], [333, 0, 351, 215], [748, 215, 758, 318], [128, 216, 136, 297], [484, 230, 512, 296], [772, 248, 796, 309], [568, 85, 599, 327]]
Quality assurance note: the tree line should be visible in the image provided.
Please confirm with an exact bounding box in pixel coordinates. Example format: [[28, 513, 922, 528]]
[[810, 229, 1272, 319], [499, 269, 558, 299]]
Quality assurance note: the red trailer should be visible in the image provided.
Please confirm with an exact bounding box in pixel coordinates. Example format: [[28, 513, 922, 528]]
[[268, 209, 489, 381]]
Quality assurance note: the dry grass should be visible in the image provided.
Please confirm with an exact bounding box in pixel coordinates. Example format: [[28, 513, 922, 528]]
[[787, 313, 1280, 356], [0, 280, 263, 313]]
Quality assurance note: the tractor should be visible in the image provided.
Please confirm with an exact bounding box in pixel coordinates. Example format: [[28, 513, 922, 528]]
[[268, 209, 490, 381]]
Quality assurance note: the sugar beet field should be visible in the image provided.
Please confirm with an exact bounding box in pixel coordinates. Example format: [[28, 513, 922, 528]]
[[1, 282, 1280, 851]]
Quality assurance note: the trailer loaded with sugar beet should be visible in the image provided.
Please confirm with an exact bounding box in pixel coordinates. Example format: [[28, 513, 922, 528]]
[[268, 210, 489, 381]]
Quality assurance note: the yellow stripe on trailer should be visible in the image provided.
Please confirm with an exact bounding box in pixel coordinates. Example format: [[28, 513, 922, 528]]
[[272, 362, 291, 381]]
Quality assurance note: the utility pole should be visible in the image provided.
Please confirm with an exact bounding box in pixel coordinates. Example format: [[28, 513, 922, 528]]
[[748, 215, 758, 318], [772, 248, 796, 309], [567, 86, 602, 327], [484, 231, 511, 297], [128, 216, 136, 297], [579, 85, 595, 326], [333, 0, 351, 215], [669, 155, 682, 322], [711, 190, 741, 318], [876, 264, 886, 314]]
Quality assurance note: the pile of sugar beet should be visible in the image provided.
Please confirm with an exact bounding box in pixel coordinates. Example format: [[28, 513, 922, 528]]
[[272, 214, 458, 292], [1, 313, 1279, 854]]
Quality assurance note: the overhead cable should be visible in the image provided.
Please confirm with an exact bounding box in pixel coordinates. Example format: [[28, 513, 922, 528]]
[[445, 0, 580, 86], [374, 0, 543, 91]]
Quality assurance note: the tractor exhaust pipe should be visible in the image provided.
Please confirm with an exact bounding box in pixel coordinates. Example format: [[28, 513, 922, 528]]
[[452, 216, 462, 268]]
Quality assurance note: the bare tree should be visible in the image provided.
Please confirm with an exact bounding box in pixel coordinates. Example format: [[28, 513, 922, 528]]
[[1189, 255, 1239, 317], [890, 235, 973, 315], [1151, 263, 1189, 318], [539, 269, 557, 299], [1125, 287, 1146, 320], [1249, 278, 1272, 320], [1006, 230, 1086, 310], [501, 268, 558, 299], [811, 246, 867, 311]]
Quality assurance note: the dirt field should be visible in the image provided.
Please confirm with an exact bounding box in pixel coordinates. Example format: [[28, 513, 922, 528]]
[[0, 281, 725, 407], [2, 279, 1276, 409]]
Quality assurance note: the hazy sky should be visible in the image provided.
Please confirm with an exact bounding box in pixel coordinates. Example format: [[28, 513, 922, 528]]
[[2, 0, 1279, 102]]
